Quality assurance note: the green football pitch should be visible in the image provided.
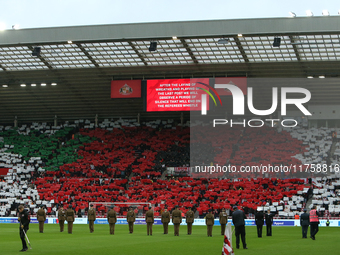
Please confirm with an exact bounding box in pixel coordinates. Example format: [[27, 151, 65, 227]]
[[0, 224, 338, 255]]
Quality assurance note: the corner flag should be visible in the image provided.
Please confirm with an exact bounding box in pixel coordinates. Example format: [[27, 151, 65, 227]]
[[222, 223, 234, 255]]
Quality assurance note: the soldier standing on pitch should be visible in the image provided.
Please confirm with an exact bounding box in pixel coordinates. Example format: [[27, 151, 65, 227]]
[[219, 208, 228, 235], [185, 207, 194, 235], [265, 209, 274, 236], [107, 206, 117, 235], [88, 204, 96, 233], [126, 207, 136, 234], [300, 208, 309, 238], [18, 205, 30, 252], [145, 207, 154, 236], [37, 205, 46, 233], [172, 205, 182, 236], [161, 207, 170, 234], [66, 205, 75, 234], [206, 209, 214, 237], [255, 208, 264, 238], [58, 206, 66, 232]]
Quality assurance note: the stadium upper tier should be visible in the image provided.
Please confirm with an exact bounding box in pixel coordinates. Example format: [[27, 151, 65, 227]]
[[0, 119, 339, 218], [1, 17, 340, 72], [1, 17, 340, 122]]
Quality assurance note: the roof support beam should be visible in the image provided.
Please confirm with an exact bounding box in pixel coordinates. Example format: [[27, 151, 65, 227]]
[[0, 64, 6, 71], [76, 43, 100, 68], [180, 39, 199, 64], [289, 35, 310, 76], [27, 46, 53, 69], [128, 42, 148, 66], [233, 37, 249, 63], [289, 36, 302, 61]]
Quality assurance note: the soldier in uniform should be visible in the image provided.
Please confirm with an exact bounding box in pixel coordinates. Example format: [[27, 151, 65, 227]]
[[185, 207, 194, 235], [265, 209, 274, 236], [107, 206, 117, 235], [255, 208, 264, 238], [57, 206, 66, 232], [219, 208, 228, 235], [18, 205, 30, 252], [66, 205, 75, 234], [37, 205, 46, 233], [145, 207, 154, 236], [88, 204, 96, 233], [126, 207, 136, 233], [206, 209, 214, 237], [172, 205, 182, 236], [161, 207, 170, 234]]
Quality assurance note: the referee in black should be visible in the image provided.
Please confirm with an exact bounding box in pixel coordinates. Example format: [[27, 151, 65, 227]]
[[232, 206, 248, 249], [18, 205, 30, 252]]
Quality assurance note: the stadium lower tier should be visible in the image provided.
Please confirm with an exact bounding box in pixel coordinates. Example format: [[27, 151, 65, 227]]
[[1, 120, 339, 219]]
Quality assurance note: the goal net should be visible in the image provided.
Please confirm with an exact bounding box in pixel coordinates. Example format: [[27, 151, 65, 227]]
[[88, 202, 152, 217]]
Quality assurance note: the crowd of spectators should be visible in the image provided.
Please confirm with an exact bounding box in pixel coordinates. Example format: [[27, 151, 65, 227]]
[[1, 120, 338, 219]]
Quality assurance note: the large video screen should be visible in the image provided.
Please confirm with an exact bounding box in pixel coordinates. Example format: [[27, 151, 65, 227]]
[[146, 78, 210, 112]]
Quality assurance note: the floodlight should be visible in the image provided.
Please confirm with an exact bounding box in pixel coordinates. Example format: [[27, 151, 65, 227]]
[[289, 12, 296, 17], [306, 10, 313, 17], [322, 10, 330, 16]]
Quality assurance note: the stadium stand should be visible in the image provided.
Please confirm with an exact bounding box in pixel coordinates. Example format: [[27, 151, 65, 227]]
[[2, 120, 338, 219], [310, 176, 340, 218], [0, 150, 41, 217], [286, 126, 340, 167]]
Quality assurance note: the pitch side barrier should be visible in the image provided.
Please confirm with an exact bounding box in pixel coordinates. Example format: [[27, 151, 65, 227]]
[[0, 217, 338, 227]]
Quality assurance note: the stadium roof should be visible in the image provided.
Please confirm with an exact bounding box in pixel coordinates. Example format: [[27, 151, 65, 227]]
[[1, 17, 340, 122]]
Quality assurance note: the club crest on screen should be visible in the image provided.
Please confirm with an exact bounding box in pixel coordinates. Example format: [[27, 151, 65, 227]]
[[119, 84, 133, 96]]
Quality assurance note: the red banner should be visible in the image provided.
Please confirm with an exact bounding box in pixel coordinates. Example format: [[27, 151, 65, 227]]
[[111, 80, 141, 98], [0, 168, 9, 176], [215, 77, 247, 95]]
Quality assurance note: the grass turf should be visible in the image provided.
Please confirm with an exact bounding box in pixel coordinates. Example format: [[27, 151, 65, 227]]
[[0, 224, 338, 255]]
